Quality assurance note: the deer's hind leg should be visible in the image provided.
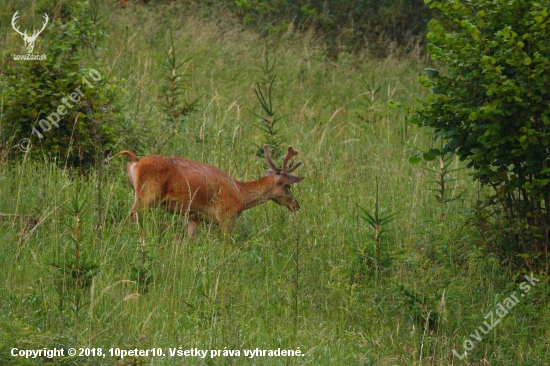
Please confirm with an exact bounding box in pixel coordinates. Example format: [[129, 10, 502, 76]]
[[130, 181, 163, 223]]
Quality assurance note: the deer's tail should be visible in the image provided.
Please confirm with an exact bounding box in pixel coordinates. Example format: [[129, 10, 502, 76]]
[[120, 150, 139, 163]]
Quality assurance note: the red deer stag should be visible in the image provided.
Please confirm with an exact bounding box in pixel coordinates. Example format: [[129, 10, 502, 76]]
[[120, 145, 304, 236]]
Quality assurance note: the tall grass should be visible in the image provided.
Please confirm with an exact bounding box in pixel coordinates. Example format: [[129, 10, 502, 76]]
[[0, 2, 548, 365]]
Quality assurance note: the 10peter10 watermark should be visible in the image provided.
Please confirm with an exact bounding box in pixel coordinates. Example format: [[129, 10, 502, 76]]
[[18, 68, 102, 152]]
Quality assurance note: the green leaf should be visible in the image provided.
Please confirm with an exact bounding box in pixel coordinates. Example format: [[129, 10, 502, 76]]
[[409, 153, 423, 165], [423, 68, 439, 78]]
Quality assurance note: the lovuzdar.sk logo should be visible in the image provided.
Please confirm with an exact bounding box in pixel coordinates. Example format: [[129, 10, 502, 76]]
[[12, 10, 48, 61]]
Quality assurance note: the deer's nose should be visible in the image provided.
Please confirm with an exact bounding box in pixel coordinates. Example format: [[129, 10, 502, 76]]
[[289, 201, 300, 211]]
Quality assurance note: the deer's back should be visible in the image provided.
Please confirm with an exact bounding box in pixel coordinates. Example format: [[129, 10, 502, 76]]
[[133, 155, 242, 214]]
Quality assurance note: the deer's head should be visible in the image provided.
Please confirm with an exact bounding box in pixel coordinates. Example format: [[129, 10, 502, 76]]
[[264, 145, 304, 211], [12, 11, 49, 54]]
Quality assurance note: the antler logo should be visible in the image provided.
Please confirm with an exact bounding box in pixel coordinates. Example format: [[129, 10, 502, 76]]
[[11, 11, 49, 54]]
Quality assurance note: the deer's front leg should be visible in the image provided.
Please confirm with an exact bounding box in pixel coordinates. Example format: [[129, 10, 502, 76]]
[[215, 211, 238, 234]]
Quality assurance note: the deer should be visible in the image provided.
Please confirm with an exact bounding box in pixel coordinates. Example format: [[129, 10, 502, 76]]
[[11, 11, 49, 54], [120, 145, 304, 236]]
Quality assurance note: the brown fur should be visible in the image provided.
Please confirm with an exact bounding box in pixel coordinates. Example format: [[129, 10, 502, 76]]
[[120, 148, 304, 236]]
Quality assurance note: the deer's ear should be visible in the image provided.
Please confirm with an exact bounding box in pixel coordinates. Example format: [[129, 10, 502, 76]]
[[279, 174, 304, 185]]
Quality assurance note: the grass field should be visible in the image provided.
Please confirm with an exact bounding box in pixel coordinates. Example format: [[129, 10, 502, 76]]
[[1, 2, 548, 365]]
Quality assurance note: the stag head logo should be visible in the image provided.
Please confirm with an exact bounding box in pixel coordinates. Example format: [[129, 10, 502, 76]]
[[11, 11, 49, 54]]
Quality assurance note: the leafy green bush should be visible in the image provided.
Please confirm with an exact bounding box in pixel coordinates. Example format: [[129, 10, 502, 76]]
[[1, 1, 129, 167], [410, 0, 550, 269]]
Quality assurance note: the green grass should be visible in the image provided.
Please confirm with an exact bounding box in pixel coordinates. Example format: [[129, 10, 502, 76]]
[[1, 2, 548, 365]]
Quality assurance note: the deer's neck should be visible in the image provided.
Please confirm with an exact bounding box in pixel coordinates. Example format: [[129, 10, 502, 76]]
[[235, 177, 273, 211]]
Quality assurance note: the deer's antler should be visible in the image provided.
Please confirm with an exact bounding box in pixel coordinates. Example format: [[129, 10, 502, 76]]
[[264, 145, 302, 175], [11, 11, 49, 38], [11, 11, 27, 37], [264, 144, 279, 173], [32, 13, 49, 38], [282, 146, 302, 174]]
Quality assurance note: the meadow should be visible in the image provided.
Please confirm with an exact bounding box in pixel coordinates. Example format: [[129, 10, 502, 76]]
[[1, 2, 548, 365]]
